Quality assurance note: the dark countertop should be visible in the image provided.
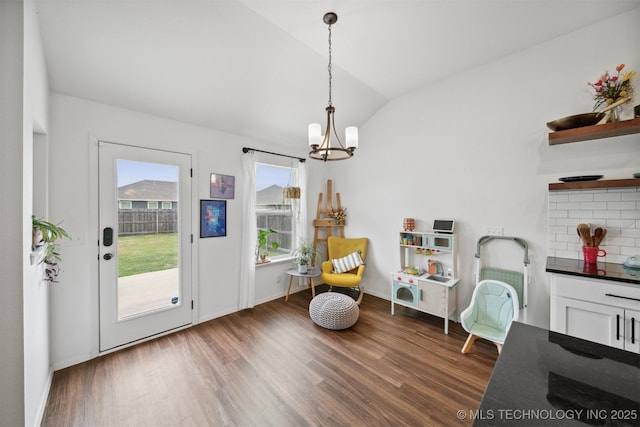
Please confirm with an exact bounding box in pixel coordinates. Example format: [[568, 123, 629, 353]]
[[474, 322, 640, 426], [546, 256, 640, 286]]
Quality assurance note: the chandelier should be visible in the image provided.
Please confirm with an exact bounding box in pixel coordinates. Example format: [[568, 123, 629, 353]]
[[308, 12, 358, 161]]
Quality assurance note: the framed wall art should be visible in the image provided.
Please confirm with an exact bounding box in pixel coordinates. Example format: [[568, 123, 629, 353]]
[[210, 173, 235, 199], [200, 199, 227, 238]]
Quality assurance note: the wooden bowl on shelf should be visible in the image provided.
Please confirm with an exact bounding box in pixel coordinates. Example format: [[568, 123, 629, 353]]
[[546, 112, 605, 131], [547, 113, 605, 131]]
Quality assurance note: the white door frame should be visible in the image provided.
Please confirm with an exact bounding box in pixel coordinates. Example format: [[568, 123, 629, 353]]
[[89, 135, 199, 356]]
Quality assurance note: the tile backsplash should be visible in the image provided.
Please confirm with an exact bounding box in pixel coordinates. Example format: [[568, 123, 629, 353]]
[[548, 187, 640, 264]]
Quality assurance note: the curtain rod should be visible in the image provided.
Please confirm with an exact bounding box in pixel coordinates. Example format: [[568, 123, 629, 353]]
[[242, 147, 306, 163]]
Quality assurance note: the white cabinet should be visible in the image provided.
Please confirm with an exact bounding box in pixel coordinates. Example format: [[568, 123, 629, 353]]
[[553, 296, 624, 349], [550, 274, 640, 353], [391, 231, 459, 334]]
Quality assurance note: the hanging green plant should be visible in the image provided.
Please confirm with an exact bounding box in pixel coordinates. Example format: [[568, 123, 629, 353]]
[[32, 216, 70, 282]]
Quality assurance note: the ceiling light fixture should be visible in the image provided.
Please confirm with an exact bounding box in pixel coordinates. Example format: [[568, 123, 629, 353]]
[[308, 12, 358, 161]]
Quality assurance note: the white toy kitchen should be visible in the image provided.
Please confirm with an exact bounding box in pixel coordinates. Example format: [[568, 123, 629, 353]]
[[391, 228, 459, 334]]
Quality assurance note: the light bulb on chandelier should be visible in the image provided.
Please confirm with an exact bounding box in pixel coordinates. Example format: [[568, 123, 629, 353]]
[[308, 12, 358, 161]]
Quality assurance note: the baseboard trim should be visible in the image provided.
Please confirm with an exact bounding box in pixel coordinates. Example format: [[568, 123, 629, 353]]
[[53, 352, 96, 371], [33, 366, 53, 427], [197, 306, 239, 324]]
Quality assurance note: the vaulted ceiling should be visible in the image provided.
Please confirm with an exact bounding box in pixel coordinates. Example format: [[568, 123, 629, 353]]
[[35, 0, 640, 146]]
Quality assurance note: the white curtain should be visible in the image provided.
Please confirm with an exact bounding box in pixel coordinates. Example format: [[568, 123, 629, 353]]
[[294, 161, 308, 243], [239, 151, 257, 309]]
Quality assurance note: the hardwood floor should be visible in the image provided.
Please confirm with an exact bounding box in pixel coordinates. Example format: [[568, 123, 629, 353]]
[[42, 287, 498, 426]]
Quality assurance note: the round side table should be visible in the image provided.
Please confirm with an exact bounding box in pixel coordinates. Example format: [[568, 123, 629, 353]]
[[285, 267, 321, 301]]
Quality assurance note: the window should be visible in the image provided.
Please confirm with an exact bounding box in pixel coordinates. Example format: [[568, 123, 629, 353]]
[[119, 200, 132, 209], [161, 201, 172, 210], [256, 163, 299, 260], [147, 201, 158, 210]]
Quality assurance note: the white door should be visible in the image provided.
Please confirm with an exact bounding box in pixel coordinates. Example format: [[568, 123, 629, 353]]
[[99, 141, 192, 352]]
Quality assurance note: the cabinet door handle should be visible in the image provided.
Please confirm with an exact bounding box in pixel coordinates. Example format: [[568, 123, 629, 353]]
[[632, 317, 636, 345], [605, 293, 640, 302], [616, 314, 620, 341]]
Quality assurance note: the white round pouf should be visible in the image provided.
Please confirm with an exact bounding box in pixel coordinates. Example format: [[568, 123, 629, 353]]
[[309, 292, 359, 330]]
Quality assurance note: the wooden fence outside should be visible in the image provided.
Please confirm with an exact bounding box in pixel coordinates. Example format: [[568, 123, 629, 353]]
[[257, 209, 293, 251], [118, 208, 293, 246], [119, 209, 177, 235]]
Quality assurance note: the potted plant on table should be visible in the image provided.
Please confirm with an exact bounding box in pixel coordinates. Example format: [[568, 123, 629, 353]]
[[32, 215, 70, 283], [256, 228, 279, 263], [292, 240, 317, 274]]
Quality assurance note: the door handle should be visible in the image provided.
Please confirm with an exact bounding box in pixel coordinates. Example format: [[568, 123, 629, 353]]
[[633, 317, 636, 345], [616, 314, 620, 341], [103, 253, 113, 260], [103, 227, 113, 247], [605, 293, 640, 302]]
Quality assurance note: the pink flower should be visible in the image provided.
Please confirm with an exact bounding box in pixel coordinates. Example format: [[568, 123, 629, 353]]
[[610, 76, 618, 83]]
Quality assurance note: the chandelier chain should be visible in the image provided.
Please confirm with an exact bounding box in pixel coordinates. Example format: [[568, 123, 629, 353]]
[[327, 23, 332, 106]]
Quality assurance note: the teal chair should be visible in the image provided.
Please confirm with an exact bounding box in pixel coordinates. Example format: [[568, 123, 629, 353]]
[[460, 280, 520, 354]]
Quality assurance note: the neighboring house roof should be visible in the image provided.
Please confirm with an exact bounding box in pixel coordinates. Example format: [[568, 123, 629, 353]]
[[256, 184, 285, 207], [118, 180, 285, 205], [118, 180, 177, 201]]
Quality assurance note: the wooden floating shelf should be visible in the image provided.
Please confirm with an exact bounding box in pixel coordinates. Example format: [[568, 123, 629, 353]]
[[549, 178, 640, 191], [548, 117, 640, 145]]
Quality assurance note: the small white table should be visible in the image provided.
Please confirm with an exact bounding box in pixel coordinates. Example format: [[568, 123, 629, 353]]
[[285, 267, 321, 301]]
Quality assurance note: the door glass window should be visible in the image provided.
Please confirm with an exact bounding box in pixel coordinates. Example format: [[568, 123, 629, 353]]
[[117, 160, 179, 319]]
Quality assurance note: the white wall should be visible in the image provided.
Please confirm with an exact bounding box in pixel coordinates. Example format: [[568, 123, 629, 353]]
[[1, 0, 52, 425], [48, 94, 320, 368], [23, 0, 53, 425], [0, 1, 26, 425], [327, 9, 640, 329]]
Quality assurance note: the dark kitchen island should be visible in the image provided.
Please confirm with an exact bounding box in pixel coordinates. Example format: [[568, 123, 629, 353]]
[[474, 322, 640, 426]]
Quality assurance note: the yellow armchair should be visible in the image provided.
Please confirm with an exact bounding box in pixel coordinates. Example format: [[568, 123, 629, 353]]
[[320, 236, 368, 304]]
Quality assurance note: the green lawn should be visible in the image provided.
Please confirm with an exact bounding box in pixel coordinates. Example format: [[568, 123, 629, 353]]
[[118, 233, 178, 277]]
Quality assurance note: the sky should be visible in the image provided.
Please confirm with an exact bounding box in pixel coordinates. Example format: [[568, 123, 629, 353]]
[[256, 164, 293, 191], [117, 160, 293, 191], [117, 160, 178, 187]]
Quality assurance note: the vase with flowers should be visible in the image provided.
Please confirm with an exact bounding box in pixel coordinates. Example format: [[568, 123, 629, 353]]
[[330, 207, 347, 224], [588, 63, 636, 122]]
